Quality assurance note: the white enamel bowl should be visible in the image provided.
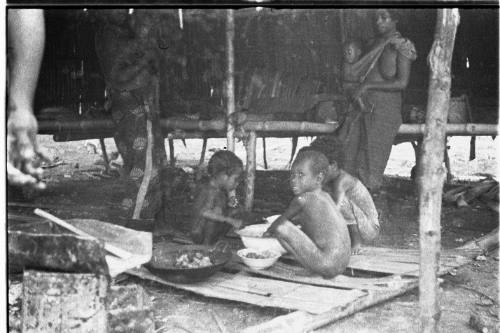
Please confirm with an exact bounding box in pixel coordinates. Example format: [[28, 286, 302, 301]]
[[237, 248, 281, 270], [235, 215, 286, 254]]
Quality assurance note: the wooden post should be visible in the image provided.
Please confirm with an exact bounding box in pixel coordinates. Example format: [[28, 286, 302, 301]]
[[339, 9, 346, 44], [418, 9, 460, 333], [225, 9, 236, 152], [245, 131, 257, 211]]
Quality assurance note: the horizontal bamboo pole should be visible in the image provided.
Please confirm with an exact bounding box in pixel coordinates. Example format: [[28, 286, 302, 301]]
[[399, 123, 498, 136], [38, 119, 498, 136]]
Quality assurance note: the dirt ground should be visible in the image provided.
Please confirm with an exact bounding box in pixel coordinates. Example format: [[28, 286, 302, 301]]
[[7, 135, 499, 332]]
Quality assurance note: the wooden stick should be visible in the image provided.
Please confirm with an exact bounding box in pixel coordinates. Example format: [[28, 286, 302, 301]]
[[132, 117, 154, 219], [198, 138, 208, 166], [226, 9, 236, 152], [304, 280, 419, 332], [418, 9, 460, 333], [34, 209, 132, 259], [99, 138, 110, 173], [168, 138, 175, 166], [262, 137, 268, 169], [244, 280, 419, 333], [245, 131, 257, 211]]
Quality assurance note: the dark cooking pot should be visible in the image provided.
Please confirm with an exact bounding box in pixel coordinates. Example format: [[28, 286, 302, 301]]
[[146, 243, 232, 283]]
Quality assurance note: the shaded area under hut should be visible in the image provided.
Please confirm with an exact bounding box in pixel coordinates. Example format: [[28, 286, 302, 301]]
[[7, 7, 499, 333]]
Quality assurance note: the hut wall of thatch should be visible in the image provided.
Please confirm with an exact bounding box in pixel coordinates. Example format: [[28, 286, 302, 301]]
[[32, 8, 498, 125]]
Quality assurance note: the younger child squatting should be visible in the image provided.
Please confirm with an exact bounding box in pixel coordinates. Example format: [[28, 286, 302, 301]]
[[298, 147, 380, 254], [265, 150, 351, 278], [189, 150, 245, 245]]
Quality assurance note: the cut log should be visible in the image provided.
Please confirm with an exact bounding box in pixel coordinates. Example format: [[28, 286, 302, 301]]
[[21, 271, 108, 333], [8, 231, 109, 275]]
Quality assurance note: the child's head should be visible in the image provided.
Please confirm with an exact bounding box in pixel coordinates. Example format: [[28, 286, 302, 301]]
[[343, 40, 363, 64], [290, 150, 329, 195], [207, 150, 244, 191], [297, 146, 342, 180]]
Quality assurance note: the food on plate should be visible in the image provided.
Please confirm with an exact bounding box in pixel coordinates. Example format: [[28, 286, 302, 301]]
[[243, 251, 275, 259], [174, 251, 213, 268]]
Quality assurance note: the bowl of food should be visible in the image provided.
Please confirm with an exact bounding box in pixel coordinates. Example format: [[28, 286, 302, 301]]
[[237, 248, 281, 270], [147, 244, 232, 283], [236, 215, 286, 254]]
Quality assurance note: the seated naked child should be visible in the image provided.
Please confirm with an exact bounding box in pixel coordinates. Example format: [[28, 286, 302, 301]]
[[190, 150, 245, 245], [298, 147, 380, 254], [264, 150, 351, 278]]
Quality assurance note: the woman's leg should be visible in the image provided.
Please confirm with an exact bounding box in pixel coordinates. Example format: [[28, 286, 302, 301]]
[[359, 92, 402, 191]]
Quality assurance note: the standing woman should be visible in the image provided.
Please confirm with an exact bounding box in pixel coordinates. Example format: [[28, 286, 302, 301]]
[[343, 9, 417, 192], [95, 10, 167, 224]]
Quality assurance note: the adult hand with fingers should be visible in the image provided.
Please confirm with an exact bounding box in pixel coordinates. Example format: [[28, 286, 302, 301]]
[[7, 108, 46, 189], [7, 9, 46, 190]]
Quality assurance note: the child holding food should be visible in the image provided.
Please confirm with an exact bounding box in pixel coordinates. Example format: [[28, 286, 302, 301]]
[[189, 150, 245, 245], [264, 150, 351, 278]]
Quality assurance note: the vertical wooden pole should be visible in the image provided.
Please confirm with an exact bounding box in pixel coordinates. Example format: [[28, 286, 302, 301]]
[[225, 9, 236, 152], [245, 131, 257, 211], [339, 9, 346, 44], [418, 9, 460, 333]]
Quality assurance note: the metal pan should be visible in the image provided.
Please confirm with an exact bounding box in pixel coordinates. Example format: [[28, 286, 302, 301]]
[[146, 243, 232, 283]]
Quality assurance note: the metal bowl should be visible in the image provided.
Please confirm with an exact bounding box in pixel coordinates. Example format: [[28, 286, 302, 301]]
[[236, 216, 286, 254], [146, 244, 232, 283]]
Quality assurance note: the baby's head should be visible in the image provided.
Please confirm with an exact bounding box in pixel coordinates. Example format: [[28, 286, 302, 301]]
[[290, 150, 329, 195], [207, 150, 244, 191], [343, 40, 363, 64]]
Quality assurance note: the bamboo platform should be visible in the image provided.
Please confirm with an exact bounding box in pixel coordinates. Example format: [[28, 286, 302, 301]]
[[127, 243, 482, 333]]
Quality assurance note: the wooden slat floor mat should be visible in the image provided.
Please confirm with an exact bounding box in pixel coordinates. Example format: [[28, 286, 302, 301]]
[[127, 244, 482, 332], [127, 268, 365, 314]]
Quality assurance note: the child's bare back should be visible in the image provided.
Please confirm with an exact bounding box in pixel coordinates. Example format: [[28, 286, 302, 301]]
[[267, 151, 351, 278]]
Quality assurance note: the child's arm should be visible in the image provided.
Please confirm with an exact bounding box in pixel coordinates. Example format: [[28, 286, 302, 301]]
[[265, 196, 304, 235], [190, 186, 217, 242], [332, 179, 347, 205], [326, 176, 347, 205], [201, 211, 243, 229]]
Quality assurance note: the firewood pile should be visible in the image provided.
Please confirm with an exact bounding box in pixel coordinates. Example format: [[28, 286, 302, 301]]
[[443, 175, 499, 212]]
